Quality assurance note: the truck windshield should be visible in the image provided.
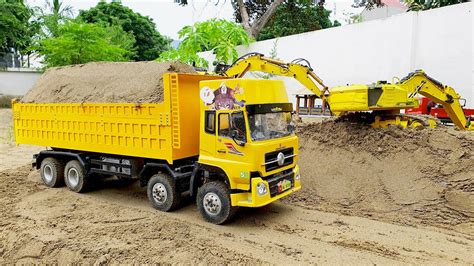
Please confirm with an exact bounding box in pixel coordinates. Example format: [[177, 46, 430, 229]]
[[248, 112, 294, 141]]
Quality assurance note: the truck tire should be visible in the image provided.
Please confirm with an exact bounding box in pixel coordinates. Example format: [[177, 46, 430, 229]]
[[147, 173, 181, 212], [40, 157, 64, 188], [197, 181, 237, 224], [64, 160, 89, 193]]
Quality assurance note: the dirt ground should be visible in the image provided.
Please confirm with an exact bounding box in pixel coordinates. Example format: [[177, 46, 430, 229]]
[[290, 115, 474, 236], [0, 109, 473, 264]]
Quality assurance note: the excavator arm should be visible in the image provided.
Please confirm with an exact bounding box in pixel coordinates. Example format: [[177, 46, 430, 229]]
[[222, 53, 328, 100], [399, 70, 473, 130]]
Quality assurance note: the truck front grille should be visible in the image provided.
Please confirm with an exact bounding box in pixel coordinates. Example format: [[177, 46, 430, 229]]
[[264, 169, 294, 197], [264, 147, 294, 172]]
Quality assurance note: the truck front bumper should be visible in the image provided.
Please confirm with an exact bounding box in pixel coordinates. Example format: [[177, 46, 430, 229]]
[[230, 166, 301, 207]]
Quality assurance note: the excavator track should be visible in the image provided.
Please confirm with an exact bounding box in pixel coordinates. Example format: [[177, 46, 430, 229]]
[[372, 113, 440, 129], [401, 114, 441, 128]]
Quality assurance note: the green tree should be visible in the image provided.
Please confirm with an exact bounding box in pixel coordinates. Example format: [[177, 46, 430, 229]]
[[0, 0, 34, 60], [352, 0, 384, 9], [182, 1, 338, 40], [38, 21, 133, 67], [176, 0, 284, 38], [158, 19, 253, 68], [38, 0, 74, 37], [257, 1, 338, 41], [78, 1, 170, 61], [404, 0, 468, 11], [355, 0, 467, 10]]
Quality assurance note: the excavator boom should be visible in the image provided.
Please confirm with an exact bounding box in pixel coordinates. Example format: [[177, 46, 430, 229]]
[[398, 70, 473, 130], [223, 53, 328, 100]]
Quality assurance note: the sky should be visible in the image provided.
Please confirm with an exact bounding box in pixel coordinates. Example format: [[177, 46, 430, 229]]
[[27, 0, 362, 40]]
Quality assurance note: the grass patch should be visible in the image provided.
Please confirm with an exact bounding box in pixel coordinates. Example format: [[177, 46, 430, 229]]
[[1, 123, 15, 144], [0, 94, 20, 108]]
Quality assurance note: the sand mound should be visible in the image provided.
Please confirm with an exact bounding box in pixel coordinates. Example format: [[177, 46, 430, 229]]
[[21, 61, 196, 103], [290, 115, 474, 234]]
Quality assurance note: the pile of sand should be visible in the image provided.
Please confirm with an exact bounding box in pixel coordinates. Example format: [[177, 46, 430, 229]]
[[21, 61, 196, 103], [290, 114, 474, 234]]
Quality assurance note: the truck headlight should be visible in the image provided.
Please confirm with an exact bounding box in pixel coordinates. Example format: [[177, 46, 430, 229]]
[[256, 182, 268, 196], [295, 167, 300, 180], [295, 173, 301, 180]]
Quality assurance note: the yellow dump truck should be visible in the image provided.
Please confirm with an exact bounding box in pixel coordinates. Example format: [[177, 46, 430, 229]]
[[13, 73, 300, 224]]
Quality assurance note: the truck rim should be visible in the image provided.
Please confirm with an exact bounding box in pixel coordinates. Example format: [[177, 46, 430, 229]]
[[43, 165, 53, 183], [203, 192, 222, 216], [152, 183, 167, 204], [67, 168, 79, 187]]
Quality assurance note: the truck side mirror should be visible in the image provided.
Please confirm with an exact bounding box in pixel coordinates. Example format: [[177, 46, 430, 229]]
[[231, 130, 246, 147], [287, 124, 296, 133]]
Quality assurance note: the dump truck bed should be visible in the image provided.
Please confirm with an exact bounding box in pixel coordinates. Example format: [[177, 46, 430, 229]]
[[13, 73, 224, 164]]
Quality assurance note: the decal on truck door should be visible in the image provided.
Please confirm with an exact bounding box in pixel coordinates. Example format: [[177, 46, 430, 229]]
[[224, 142, 244, 156], [200, 83, 245, 110]]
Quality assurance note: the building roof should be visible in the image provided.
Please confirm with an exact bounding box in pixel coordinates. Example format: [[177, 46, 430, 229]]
[[382, 0, 406, 9]]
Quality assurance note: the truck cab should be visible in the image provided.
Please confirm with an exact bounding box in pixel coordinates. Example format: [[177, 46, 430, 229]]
[[195, 79, 301, 223]]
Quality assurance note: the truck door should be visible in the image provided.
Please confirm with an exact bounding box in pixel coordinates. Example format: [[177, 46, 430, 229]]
[[215, 111, 249, 165]]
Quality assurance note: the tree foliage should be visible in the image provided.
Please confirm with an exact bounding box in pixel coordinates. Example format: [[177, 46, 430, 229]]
[[38, 0, 74, 37], [175, 0, 284, 38], [158, 19, 253, 68], [78, 1, 170, 61], [177, 0, 338, 39], [0, 0, 34, 56], [405, 0, 468, 11], [257, 1, 339, 41], [352, 0, 384, 9], [38, 21, 133, 67]]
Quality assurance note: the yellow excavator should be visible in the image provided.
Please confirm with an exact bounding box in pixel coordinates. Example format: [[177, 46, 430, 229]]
[[329, 70, 474, 130], [218, 53, 474, 131]]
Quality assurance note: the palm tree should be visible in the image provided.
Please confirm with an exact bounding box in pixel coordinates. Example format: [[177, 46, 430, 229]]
[[40, 0, 73, 36]]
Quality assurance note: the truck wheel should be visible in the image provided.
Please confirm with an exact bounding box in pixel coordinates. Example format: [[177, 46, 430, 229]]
[[64, 160, 89, 193], [40, 157, 64, 187], [197, 181, 237, 224], [147, 173, 181, 212]]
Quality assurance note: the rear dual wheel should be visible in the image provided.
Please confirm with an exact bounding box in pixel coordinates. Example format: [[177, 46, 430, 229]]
[[40, 157, 64, 187], [64, 160, 89, 193], [40, 158, 89, 192]]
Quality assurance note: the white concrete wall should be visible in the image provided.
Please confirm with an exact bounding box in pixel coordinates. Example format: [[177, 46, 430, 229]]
[[413, 3, 473, 107], [0, 69, 41, 96], [200, 3, 473, 108], [361, 6, 407, 21]]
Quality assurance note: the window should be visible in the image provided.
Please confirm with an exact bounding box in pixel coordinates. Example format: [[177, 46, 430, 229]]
[[248, 112, 294, 141], [218, 113, 231, 137], [218, 112, 246, 142], [205, 111, 215, 134]]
